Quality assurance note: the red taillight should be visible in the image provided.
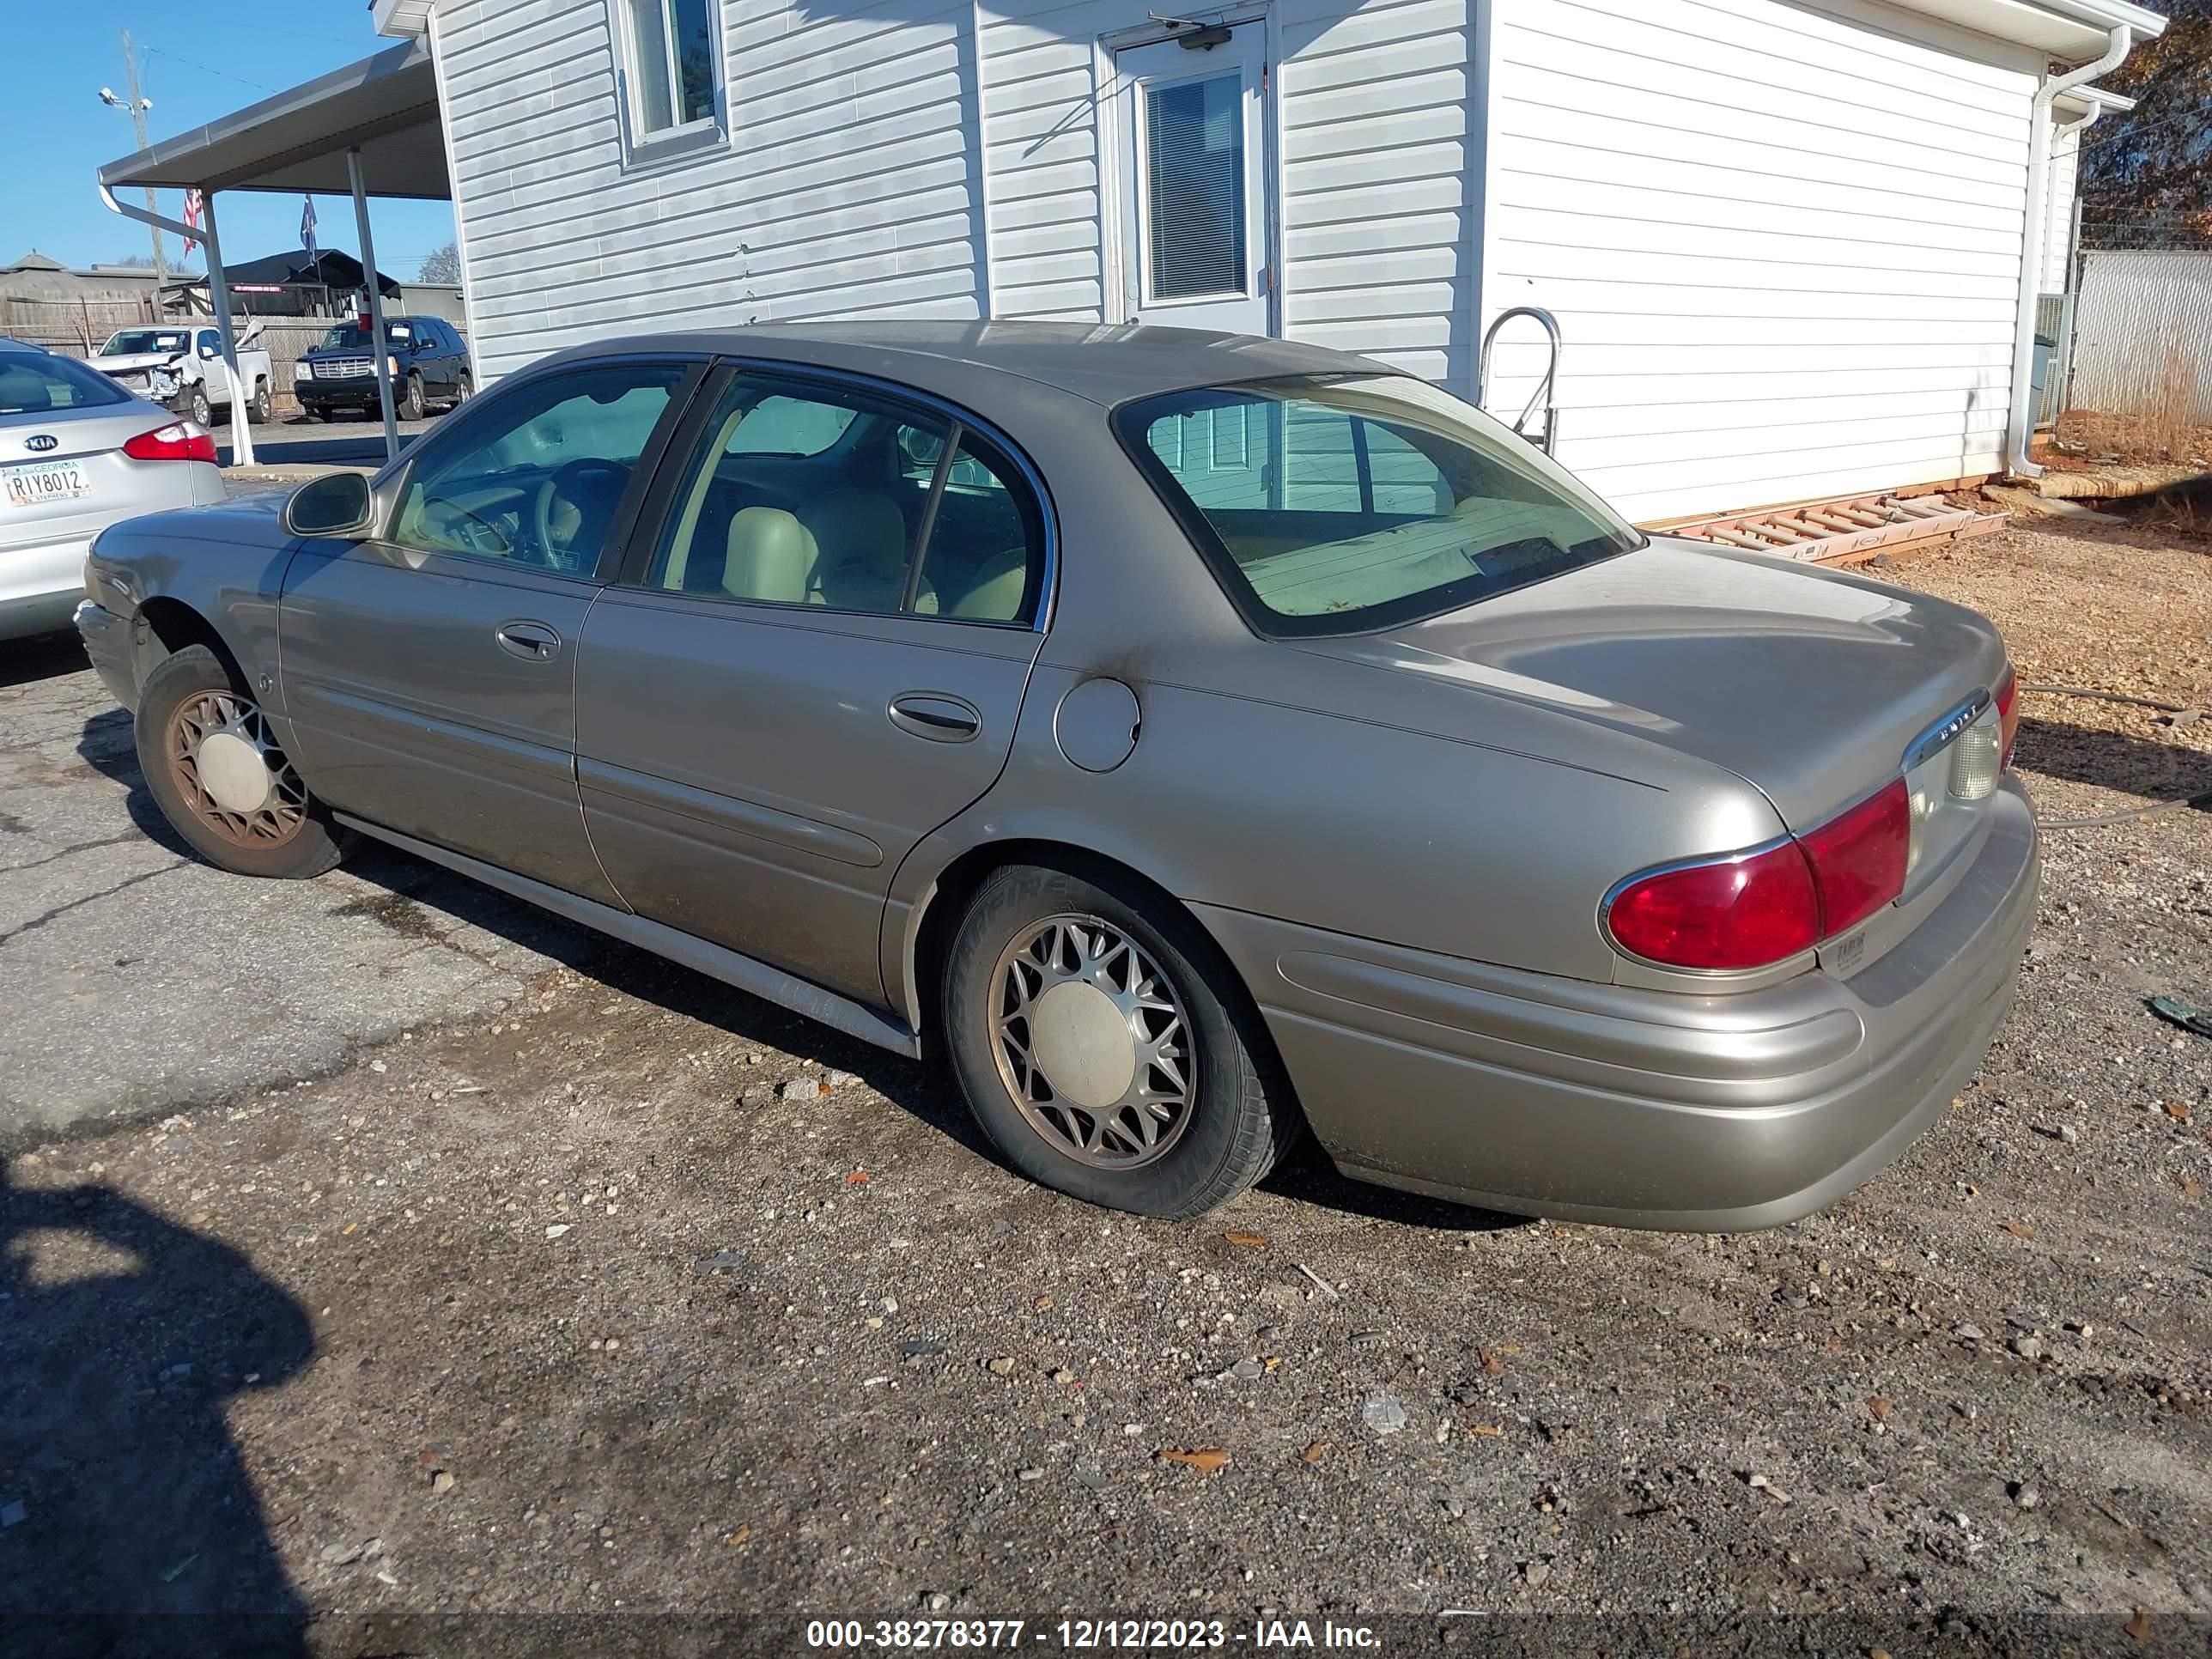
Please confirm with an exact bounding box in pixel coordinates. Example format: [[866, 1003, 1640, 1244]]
[[1797, 777, 1911, 939], [1995, 667, 2020, 770], [1605, 778, 1911, 971], [122, 422, 217, 464], [1605, 841, 1820, 971]]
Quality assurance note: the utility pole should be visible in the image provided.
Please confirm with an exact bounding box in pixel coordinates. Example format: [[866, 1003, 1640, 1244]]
[[120, 32, 167, 283]]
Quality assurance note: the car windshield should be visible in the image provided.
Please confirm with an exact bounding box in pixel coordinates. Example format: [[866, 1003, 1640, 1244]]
[[1115, 374, 1642, 636], [100, 329, 191, 355], [0, 351, 132, 416], [317, 323, 407, 349]]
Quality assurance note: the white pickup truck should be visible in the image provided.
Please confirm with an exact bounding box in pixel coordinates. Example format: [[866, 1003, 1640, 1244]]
[[92, 324, 274, 428]]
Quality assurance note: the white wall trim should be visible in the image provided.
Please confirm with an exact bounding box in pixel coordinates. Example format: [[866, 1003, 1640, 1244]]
[[423, 5, 483, 379], [969, 0, 998, 317]]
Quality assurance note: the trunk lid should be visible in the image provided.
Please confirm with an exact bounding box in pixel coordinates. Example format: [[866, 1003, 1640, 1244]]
[[1297, 538, 2008, 830], [0, 401, 185, 550]]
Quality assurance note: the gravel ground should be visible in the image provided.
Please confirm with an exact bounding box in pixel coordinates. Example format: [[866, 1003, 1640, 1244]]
[[2, 520, 2209, 1656]]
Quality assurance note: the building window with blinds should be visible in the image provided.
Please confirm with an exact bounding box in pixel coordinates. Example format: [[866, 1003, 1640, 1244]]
[[1143, 74, 1248, 301], [611, 0, 726, 164]]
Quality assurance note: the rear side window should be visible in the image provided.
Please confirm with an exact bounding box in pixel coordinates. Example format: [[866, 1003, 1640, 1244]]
[[1115, 374, 1641, 636], [640, 371, 1043, 623], [0, 352, 131, 415]]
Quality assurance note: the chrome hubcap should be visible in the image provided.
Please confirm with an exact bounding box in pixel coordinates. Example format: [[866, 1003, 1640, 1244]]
[[167, 690, 309, 848], [991, 915, 1194, 1169]]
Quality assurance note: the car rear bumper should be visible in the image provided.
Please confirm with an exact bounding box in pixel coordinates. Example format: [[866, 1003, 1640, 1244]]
[[1196, 776, 2040, 1231], [0, 538, 92, 641]]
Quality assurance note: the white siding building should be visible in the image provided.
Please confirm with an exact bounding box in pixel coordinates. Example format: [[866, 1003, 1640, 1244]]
[[375, 0, 2159, 524]]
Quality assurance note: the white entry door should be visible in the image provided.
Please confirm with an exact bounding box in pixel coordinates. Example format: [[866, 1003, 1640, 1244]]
[[1115, 27, 1270, 333]]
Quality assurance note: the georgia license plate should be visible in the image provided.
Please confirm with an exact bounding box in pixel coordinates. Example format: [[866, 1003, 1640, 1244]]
[[3, 459, 90, 508]]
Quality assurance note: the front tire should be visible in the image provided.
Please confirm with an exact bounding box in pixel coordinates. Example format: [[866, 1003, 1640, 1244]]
[[185, 386, 213, 428], [398, 374, 425, 421], [134, 645, 352, 880], [943, 863, 1299, 1218]]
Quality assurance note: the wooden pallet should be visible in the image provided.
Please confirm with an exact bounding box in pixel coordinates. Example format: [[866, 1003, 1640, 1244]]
[[1662, 492, 2008, 564]]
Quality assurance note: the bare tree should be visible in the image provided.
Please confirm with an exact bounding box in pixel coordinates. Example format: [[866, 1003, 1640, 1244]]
[[2081, 2, 2212, 250], [417, 241, 461, 284]]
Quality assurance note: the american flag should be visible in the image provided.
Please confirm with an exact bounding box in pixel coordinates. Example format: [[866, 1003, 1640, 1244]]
[[181, 189, 204, 257]]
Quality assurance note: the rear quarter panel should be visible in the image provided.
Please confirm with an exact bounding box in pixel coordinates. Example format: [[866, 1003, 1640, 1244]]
[[875, 390, 1791, 1018]]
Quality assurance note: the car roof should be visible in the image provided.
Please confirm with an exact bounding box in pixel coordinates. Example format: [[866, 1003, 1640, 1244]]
[[538, 320, 1390, 408]]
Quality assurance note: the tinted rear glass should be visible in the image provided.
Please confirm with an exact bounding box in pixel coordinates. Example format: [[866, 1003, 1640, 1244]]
[[1115, 374, 1641, 636], [0, 351, 132, 416]]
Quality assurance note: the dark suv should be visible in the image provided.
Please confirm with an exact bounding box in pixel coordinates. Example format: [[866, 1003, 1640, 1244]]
[[294, 316, 471, 422]]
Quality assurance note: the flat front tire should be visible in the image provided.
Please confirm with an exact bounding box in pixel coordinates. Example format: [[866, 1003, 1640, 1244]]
[[134, 645, 352, 880], [943, 862, 1299, 1218]]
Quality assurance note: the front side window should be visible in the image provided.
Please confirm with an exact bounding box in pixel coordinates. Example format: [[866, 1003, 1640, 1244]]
[[617, 0, 722, 149], [391, 364, 685, 574], [644, 373, 1042, 623], [1115, 375, 1641, 636]]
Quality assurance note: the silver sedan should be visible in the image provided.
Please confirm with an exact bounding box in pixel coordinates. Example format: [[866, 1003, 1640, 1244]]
[[75, 323, 2038, 1228], [1, 338, 223, 641]]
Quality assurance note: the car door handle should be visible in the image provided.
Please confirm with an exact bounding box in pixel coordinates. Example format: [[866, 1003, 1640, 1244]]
[[888, 693, 981, 743], [495, 620, 562, 662]]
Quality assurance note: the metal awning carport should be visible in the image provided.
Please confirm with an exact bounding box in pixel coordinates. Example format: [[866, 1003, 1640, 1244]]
[[96, 40, 450, 464]]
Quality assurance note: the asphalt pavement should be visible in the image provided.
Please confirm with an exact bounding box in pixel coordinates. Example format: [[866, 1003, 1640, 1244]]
[[216, 413, 436, 471]]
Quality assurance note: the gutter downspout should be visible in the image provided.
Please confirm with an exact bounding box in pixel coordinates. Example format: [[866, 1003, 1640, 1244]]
[[2044, 104, 2102, 425], [99, 182, 256, 467], [2004, 26, 2135, 479]]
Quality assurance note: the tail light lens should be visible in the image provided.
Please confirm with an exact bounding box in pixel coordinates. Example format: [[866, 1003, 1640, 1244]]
[[123, 422, 217, 464], [1796, 778, 1911, 938], [1605, 842, 1820, 971], [1995, 667, 2020, 769], [1605, 778, 1912, 971]]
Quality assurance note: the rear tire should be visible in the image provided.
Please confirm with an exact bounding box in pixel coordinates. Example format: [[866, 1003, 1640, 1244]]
[[448, 370, 472, 410], [248, 381, 273, 424], [134, 645, 352, 880], [943, 862, 1300, 1219]]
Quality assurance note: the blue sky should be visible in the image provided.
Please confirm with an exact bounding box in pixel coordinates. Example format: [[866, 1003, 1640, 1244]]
[[4, 4, 457, 279]]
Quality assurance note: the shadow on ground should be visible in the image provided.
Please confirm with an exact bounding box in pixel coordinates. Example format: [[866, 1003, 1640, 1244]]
[[0, 634, 89, 691], [2017, 712, 2212, 811], [0, 1166, 313, 1656]]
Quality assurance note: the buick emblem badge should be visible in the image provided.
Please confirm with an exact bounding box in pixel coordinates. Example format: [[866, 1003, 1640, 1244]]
[[24, 434, 57, 453]]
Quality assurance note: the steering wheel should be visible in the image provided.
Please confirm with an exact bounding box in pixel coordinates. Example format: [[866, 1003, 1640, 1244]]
[[531, 458, 630, 573]]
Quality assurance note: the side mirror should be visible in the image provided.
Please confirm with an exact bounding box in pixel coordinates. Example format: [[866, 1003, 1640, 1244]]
[[284, 471, 374, 538], [200, 344, 220, 360]]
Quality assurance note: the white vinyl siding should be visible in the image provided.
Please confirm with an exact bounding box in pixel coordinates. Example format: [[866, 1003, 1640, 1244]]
[[975, 3, 1115, 320], [1482, 0, 2039, 523], [1279, 0, 1479, 386], [436, 0, 991, 379]]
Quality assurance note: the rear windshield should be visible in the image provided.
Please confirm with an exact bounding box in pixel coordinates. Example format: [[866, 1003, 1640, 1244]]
[[100, 329, 191, 355], [0, 352, 132, 416], [1115, 374, 1641, 636]]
